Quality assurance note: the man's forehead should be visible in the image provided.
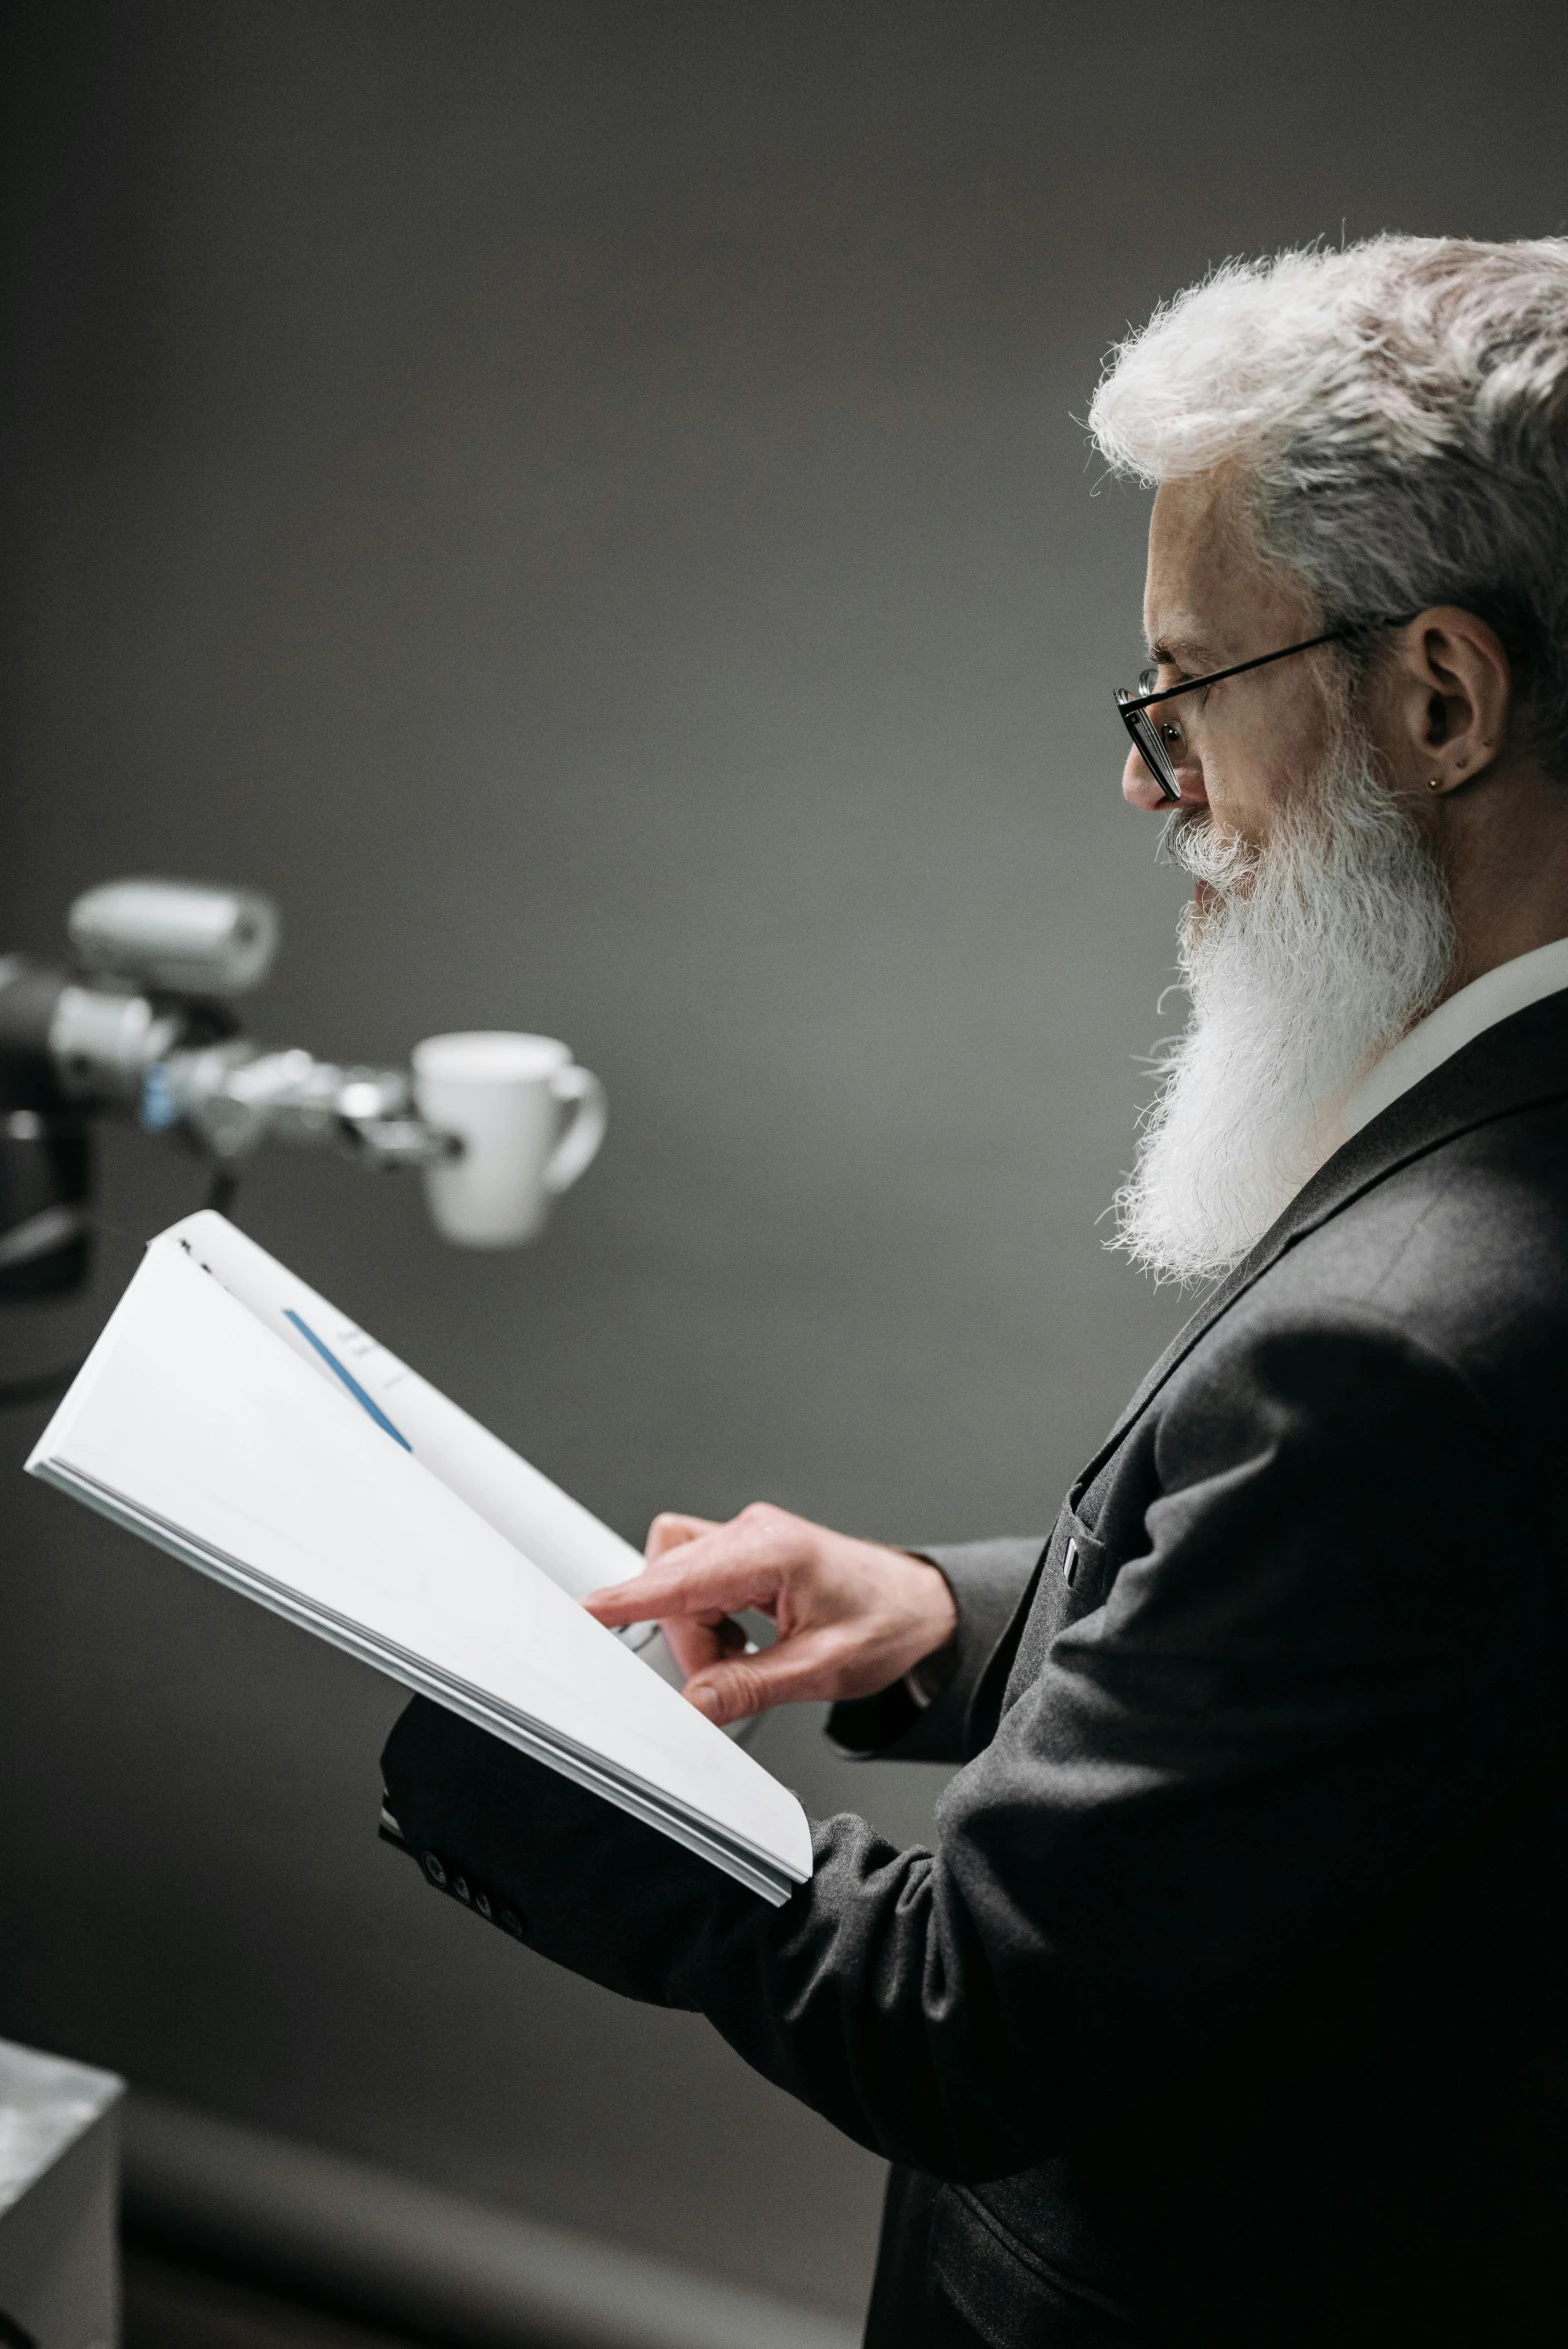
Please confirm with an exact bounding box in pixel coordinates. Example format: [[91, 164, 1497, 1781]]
[[1144, 474, 1306, 661]]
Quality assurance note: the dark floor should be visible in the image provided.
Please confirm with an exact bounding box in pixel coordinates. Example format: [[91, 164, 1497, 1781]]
[[123, 2248, 430, 2349]]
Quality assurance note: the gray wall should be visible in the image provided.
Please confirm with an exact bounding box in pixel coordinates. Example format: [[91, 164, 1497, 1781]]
[[3, 0, 1565, 2324]]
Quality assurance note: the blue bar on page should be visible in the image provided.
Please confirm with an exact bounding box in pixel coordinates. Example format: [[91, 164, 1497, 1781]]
[[283, 1309, 413, 1451]]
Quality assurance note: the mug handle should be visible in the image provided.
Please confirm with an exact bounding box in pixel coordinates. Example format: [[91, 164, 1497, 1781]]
[[543, 1064, 608, 1194]]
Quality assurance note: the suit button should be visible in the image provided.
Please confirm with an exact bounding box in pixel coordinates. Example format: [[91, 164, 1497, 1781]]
[[422, 1851, 447, 1887], [498, 1907, 527, 1938], [474, 1890, 493, 1920], [451, 1873, 472, 1904]]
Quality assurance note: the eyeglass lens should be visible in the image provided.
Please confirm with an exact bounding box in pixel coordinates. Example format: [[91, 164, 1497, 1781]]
[[1120, 679, 1189, 798], [1128, 709, 1179, 797]]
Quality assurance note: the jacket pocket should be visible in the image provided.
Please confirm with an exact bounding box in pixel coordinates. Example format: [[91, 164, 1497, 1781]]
[[929, 2186, 1144, 2347], [1001, 1505, 1117, 1710], [1053, 1504, 1111, 1611]]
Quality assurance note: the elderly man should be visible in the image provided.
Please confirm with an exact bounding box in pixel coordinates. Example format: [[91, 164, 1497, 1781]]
[[380, 237, 1568, 2346]]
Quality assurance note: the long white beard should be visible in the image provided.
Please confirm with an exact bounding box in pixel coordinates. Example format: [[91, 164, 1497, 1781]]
[[1111, 733, 1455, 1287]]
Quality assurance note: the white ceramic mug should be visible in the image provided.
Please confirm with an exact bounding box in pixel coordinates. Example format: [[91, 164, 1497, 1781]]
[[412, 1031, 607, 1247]]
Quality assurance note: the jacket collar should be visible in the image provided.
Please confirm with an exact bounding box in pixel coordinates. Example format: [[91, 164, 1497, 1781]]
[[1071, 985, 1568, 1504]]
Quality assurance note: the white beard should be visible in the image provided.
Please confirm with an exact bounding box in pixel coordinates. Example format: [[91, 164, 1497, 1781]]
[[1111, 730, 1456, 1287]]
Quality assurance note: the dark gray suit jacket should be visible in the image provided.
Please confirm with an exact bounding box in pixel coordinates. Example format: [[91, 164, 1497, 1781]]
[[380, 990, 1568, 2347]]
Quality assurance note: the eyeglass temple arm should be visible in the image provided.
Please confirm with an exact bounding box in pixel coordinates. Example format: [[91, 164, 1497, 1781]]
[[1125, 612, 1418, 712], [1125, 625, 1351, 712]]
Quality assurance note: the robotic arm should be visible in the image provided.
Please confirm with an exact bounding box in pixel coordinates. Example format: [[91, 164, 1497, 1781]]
[[0, 879, 549, 1302]]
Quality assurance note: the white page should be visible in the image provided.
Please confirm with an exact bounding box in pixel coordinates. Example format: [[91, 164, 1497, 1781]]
[[157, 1213, 692, 1694], [160, 1212, 646, 1604], [27, 1240, 811, 1893]]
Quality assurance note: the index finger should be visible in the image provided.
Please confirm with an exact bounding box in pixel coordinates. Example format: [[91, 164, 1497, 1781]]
[[584, 1520, 783, 1629]]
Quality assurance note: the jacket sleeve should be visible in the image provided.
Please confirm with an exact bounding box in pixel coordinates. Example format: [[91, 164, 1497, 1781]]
[[823, 1536, 1046, 1764], [379, 1304, 1554, 2183]]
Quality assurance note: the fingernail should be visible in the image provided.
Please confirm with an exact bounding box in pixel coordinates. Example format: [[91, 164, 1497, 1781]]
[[691, 1687, 721, 1718]]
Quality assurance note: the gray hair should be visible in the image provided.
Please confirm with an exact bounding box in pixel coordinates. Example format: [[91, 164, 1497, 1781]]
[[1088, 236, 1568, 775]]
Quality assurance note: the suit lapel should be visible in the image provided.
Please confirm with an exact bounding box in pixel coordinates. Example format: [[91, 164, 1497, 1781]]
[[1070, 987, 1568, 1505]]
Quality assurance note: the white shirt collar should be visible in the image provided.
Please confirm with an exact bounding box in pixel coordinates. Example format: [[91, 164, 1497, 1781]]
[[1342, 934, 1568, 1139]]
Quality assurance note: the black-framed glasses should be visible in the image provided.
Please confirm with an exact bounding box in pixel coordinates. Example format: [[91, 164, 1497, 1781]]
[[1114, 615, 1414, 802]]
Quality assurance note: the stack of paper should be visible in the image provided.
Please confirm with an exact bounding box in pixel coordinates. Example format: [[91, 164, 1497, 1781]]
[[26, 1213, 811, 1905]]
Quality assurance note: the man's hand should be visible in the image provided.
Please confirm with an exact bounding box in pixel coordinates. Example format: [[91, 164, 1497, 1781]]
[[584, 1503, 958, 1727]]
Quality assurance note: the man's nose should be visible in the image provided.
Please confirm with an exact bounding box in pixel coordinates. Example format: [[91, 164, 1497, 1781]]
[[1122, 744, 1171, 810], [1121, 745, 1208, 811]]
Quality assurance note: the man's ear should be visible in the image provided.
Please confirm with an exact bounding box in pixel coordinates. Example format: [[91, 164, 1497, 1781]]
[[1382, 606, 1513, 798]]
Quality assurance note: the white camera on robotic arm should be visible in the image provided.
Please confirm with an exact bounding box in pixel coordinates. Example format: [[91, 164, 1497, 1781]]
[[55, 880, 442, 1172], [0, 879, 606, 1300]]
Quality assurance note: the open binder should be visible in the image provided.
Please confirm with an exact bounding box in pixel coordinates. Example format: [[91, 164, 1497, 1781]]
[[26, 1213, 811, 1905]]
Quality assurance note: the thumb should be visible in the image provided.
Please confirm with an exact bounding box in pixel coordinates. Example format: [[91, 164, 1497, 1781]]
[[646, 1510, 721, 1563]]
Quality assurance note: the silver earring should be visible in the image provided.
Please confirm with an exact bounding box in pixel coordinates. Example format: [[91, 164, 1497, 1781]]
[[1428, 777, 1442, 790]]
